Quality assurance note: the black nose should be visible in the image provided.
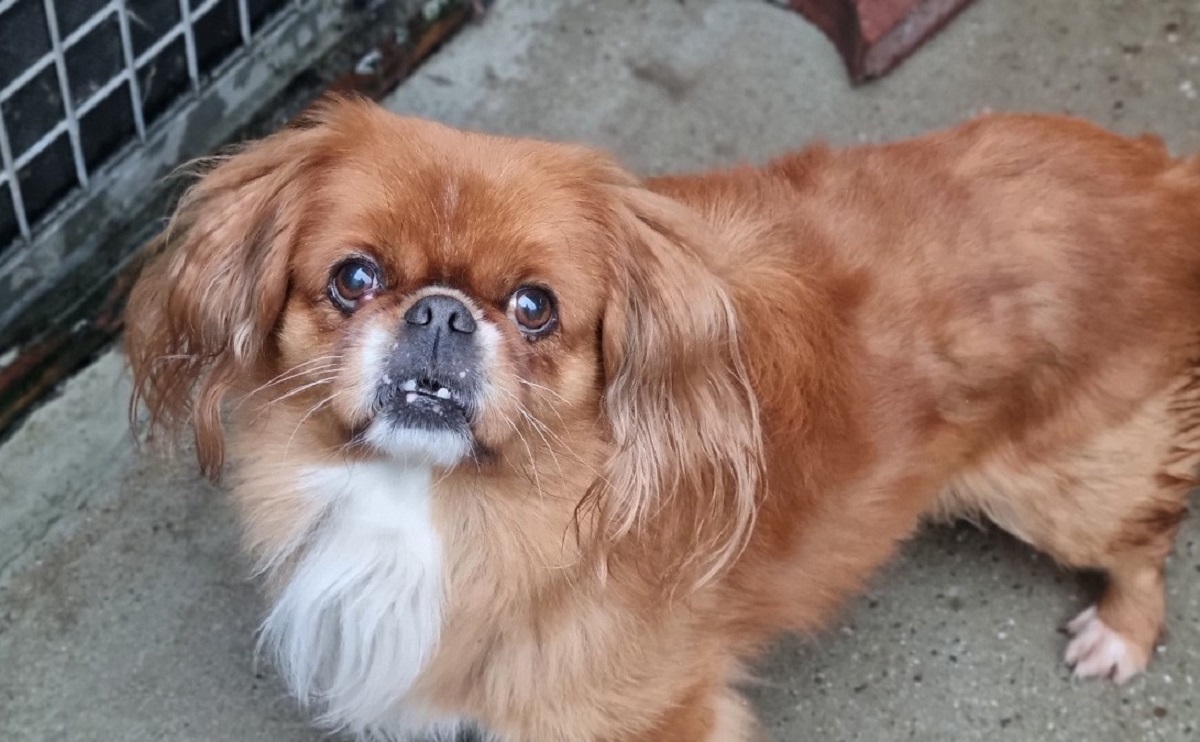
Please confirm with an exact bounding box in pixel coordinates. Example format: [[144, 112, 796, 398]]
[[404, 294, 476, 334]]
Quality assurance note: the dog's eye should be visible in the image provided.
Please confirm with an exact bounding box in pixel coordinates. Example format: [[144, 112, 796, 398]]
[[508, 286, 557, 335], [329, 258, 381, 311]]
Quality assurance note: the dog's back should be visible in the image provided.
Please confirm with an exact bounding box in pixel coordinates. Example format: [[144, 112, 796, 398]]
[[654, 113, 1200, 683]]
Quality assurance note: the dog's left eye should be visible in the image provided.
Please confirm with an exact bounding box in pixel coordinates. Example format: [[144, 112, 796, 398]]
[[508, 286, 557, 336], [329, 258, 381, 311]]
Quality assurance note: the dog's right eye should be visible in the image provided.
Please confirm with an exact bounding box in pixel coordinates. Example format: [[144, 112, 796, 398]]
[[329, 258, 381, 312]]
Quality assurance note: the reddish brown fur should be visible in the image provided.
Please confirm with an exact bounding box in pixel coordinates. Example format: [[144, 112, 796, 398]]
[[126, 97, 1200, 741]]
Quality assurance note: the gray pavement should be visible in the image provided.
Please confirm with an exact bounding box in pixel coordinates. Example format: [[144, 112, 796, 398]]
[[2, 1, 1199, 740]]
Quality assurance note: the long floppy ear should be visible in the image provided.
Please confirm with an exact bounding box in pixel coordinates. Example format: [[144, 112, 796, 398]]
[[593, 183, 764, 584], [124, 121, 326, 480]]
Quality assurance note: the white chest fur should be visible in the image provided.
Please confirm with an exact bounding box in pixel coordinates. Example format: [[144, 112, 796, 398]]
[[258, 461, 448, 737]]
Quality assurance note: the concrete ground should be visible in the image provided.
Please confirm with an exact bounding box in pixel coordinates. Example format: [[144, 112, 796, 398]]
[[2, 0, 1199, 740]]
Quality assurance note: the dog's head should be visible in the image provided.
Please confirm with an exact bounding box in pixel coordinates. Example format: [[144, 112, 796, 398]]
[[126, 96, 761, 577]]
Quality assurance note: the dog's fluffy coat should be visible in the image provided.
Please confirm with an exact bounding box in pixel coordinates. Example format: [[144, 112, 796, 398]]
[[126, 97, 1200, 741]]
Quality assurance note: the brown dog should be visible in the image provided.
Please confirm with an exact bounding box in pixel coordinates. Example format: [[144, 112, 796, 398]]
[[125, 96, 1200, 741]]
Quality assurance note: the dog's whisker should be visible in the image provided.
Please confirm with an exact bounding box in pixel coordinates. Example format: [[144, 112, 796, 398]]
[[517, 378, 573, 406], [494, 386, 593, 483], [267, 375, 340, 406], [248, 375, 340, 426], [284, 388, 351, 459], [238, 361, 343, 408]]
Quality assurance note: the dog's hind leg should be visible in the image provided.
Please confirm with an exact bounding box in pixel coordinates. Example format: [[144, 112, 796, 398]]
[[938, 371, 1199, 682]]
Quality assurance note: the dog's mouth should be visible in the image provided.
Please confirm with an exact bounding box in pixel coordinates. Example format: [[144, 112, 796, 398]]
[[375, 373, 472, 431], [397, 375, 468, 410]]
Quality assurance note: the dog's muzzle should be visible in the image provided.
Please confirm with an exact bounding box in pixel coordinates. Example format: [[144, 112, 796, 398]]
[[375, 293, 482, 433]]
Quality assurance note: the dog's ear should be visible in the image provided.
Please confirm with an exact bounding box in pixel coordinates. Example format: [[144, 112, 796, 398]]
[[592, 183, 764, 584], [125, 121, 327, 480]]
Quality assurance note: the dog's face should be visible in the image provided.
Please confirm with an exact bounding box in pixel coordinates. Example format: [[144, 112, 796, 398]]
[[126, 97, 760, 576], [269, 115, 616, 469]]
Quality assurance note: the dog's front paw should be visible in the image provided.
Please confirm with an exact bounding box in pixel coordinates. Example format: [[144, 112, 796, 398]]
[[1064, 606, 1147, 683]]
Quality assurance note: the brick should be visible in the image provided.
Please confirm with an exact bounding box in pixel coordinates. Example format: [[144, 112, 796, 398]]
[[786, 0, 977, 82]]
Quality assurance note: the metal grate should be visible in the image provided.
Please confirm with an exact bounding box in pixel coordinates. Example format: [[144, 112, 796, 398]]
[[0, 0, 467, 447], [0, 0, 288, 250]]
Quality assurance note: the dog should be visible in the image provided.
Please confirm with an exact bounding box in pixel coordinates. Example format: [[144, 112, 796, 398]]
[[125, 95, 1200, 741]]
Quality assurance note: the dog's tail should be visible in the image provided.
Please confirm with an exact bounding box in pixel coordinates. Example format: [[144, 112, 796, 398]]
[[1180, 150, 1200, 180], [1170, 144, 1200, 184], [1166, 147, 1200, 253], [1180, 150, 1200, 273]]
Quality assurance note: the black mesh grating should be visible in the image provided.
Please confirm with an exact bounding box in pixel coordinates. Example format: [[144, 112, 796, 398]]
[[0, 0, 290, 254]]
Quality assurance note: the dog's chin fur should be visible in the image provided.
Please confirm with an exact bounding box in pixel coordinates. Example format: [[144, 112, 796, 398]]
[[126, 96, 1200, 742], [360, 425, 471, 468]]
